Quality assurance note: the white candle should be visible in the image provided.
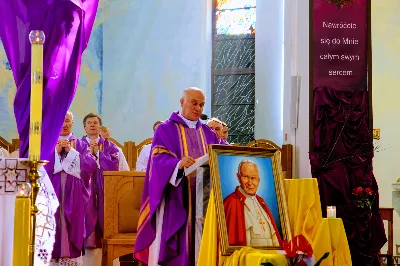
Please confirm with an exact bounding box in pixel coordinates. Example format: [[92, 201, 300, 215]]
[[327, 206, 336, 218]]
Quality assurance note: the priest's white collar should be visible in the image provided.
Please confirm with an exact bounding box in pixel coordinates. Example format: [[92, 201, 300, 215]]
[[59, 133, 73, 140], [86, 135, 100, 143], [178, 112, 198, 129], [238, 186, 257, 200]]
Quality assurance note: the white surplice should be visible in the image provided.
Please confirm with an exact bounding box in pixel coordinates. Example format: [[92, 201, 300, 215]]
[[136, 144, 151, 171], [148, 114, 197, 266], [0, 148, 10, 158], [117, 147, 130, 171]]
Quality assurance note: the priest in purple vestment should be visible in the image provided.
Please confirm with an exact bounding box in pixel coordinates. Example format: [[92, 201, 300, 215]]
[[81, 113, 119, 251], [45, 111, 97, 265], [134, 87, 220, 266]]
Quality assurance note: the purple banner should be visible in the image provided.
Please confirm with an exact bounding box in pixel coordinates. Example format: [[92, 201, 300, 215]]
[[313, 0, 367, 89]]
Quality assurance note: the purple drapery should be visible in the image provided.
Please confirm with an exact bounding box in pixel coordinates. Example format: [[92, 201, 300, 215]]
[[310, 87, 386, 265], [0, 0, 99, 160]]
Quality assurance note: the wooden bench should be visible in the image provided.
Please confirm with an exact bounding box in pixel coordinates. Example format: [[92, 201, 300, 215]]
[[0, 136, 19, 153], [102, 171, 145, 266], [108, 138, 153, 171]]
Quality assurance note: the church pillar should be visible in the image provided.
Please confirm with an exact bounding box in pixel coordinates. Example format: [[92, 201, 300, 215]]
[[255, 0, 284, 145]]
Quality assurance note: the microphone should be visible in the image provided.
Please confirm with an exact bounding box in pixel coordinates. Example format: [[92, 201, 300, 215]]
[[200, 114, 209, 120]]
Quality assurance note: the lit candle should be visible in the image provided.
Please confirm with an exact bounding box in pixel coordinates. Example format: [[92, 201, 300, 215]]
[[327, 206, 336, 218], [13, 184, 32, 265], [28, 30, 45, 161]]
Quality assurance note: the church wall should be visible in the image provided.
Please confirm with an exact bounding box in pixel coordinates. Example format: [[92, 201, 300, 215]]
[[0, 0, 213, 143], [254, 0, 284, 146], [282, 0, 312, 179], [100, 0, 212, 142], [289, 0, 400, 255], [371, 0, 400, 256]]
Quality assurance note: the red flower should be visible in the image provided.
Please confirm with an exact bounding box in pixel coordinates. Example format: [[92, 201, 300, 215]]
[[283, 234, 314, 260], [294, 260, 308, 266], [294, 235, 313, 258], [364, 188, 374, 196], [352, 187, 363, 196], [282, 240, 297, 258]]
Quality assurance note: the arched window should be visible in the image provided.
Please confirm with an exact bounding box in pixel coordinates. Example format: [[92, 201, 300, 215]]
[[211, 0, 256, 145]]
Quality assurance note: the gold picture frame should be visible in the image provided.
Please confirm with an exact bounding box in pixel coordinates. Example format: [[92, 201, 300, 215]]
[[209, 145, 291, 255]]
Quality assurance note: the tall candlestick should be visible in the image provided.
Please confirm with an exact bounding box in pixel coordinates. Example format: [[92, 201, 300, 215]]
[[28, 30, 45, 162], [13, 184, 31, 266]]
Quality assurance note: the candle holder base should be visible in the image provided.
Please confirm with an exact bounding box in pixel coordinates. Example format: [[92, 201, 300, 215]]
[[19, 159, 48, 266]]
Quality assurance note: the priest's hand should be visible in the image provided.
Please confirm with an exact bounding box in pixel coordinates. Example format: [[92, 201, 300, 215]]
[[90, 139, 99, 154], [178, 156, 196, 169], [56, 141, 63, 154], [56, 139, 69, 153], [63, 140, 71, 152]]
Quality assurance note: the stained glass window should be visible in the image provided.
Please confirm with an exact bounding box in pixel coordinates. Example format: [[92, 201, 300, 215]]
[[216, 0, 256, 36], [214, 38, 255, 69], [212, 0, 256, 145], [216, 0, 256, 10]]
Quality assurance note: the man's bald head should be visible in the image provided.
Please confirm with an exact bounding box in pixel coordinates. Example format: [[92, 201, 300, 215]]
[[181, 87, 205, 99], [180, 87, 206, 121], [66, 111, 74, 121], [99, 126, 111, 139], [61, 111, 74, 136], [207, 117, 223, 139]]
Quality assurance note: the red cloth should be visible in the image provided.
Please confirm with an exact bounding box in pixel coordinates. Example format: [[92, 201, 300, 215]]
[[223, 187, 282, 246]]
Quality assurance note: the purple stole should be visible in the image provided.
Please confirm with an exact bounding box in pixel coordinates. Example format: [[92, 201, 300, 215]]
[[134, 112, 219, 266]]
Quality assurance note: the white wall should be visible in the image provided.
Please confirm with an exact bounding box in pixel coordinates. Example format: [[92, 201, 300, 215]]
[[282, 0, 311, 178], [255, 0, 284, 146], [371, 0, 400, 253], [101, 0, 212, 142], [286, 0, 400, 252]]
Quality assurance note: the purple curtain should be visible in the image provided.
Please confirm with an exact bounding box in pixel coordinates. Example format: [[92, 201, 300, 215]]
[[0, 0, 99, 160], [310, 87, 386, 265]]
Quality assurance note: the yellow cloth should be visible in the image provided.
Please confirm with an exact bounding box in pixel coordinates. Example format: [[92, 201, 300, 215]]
[[284, 178, 322, 242], [223, 247, 288, 266], [312, 218, 352, 266], [197, 179, 352, 266], [197, 192, 220, 266]]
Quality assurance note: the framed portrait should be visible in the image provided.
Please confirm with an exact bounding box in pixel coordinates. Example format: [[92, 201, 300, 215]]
[[209, 145, 291, 255]]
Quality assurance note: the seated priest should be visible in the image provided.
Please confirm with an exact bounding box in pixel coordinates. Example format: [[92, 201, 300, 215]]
[[0, 147, 9, 158], [81, 113, 119, 265], [222, 121, 229, 142], [207, 117, 229, 144], [45, 111, 97, 265], [136, 120, 163, 171], [99, 125, 130, 171], [134, 87, 219, 266], [223, 159, 282, 247]]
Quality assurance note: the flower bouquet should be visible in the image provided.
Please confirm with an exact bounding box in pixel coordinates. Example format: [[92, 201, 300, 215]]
[[352, 187, 375, 209]]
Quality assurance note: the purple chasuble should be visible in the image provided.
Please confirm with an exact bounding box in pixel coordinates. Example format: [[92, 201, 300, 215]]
[[134, 112, 219, 266], [81, 136, 119, 248], [44, 134, 97, 259]]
